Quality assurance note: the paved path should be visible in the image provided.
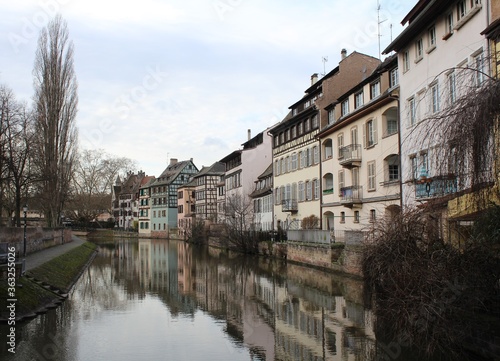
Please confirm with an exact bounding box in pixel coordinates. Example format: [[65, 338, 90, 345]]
[[24, 235, 86, 271]]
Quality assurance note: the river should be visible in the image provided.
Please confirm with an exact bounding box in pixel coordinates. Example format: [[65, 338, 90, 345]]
[[1, 237, 452, 360]]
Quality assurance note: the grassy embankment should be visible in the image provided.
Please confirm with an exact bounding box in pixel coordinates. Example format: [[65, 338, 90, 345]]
[[0, 242, 97, 321]]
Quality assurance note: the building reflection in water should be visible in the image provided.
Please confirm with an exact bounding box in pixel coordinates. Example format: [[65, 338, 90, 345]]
[[101, 239, 375, 360]]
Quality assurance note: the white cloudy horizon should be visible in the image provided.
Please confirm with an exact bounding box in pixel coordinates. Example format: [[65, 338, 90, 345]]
[[0, 0, 414, 176]]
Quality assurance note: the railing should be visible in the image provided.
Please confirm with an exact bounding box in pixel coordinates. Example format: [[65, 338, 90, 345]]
[[282, 199, 298, 212], [323, 188, 334, 195], [286, 229, 366, 244], [340, 186, 363, 204], [339, 144, 362, 166], [415, 177, 457, 199]]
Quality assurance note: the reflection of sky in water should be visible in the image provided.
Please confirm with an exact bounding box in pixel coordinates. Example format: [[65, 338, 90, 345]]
[[76, 300, 247, 361]]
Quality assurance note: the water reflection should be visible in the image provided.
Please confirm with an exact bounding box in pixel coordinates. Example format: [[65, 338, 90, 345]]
[[2, 238, 389, 360]]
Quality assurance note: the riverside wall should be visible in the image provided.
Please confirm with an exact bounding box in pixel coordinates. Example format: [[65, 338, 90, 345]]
[[0, 227, 72, 255], [209, 237, 364, 278]]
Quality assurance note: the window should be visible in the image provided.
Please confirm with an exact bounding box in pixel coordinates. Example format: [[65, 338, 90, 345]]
[[390, 67, 399, 88], [313, 146, 319, 164], [354, 211, 360, 223], [308, 147, 313, 166], [421, 152, 429, 175], [313, 179, 320, 200], [324, 173, 333, 193], [324, 139, 333, 159], [445, 12, 454, 36], [281, 158, 286, 174], [431, 83, 440, 113], [355, 91, 364, 108], [365, 119, 377, 147], [457, 0, 466, 20], [291, 153, 298, 171], [298, 182, 305, 202], [291, 126, 296, 138], [275, 187, 280, 205], [411, 156, 418, 180], [300, 150, 307, 168], [368, 161, 376, 191], [386, 155, 400, 182], [341, 99, 349, 116], [474, 51, 485, 86], [370, 80, 381, 99], [428, 26, 436, 50], [408, 97, 416, 126], [328, 109, 335, 124], [351, 126, 358, 145], [403, 50, 410, 72], [306, 181, 312, 201], [338, 170, 345, 194], [340, 211, 345, 223], [287, 156, 292, 173], [337, 133, 344, 158], [415, 38, 423, 61], [370, 209, 376, 222], [448, 72, 456, 104], [275, 160, 280, 176], [384, 108, 398, 136], [274, 136, 279, 147], [285, 129, 290, 142], [312, 115, 318, 128], [304, 119, 310, 132], [298, 122, 303, 135]]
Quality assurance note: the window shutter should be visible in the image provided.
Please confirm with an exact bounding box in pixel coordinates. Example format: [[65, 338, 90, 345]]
[[362, 123, 366, 148], [373, 118, 378, 145]]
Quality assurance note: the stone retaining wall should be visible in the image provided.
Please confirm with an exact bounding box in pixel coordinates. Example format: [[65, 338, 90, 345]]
[[0, 227, 71, 255]]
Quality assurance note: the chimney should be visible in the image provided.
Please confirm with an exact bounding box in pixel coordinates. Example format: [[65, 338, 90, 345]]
[[247, 129, 251, 141], [341, 48, 347, 60], [311, 73, 319, 85], [169, 158, 178, 166]]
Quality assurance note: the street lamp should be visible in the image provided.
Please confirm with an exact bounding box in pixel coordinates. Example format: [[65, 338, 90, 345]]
[[23, 204, 28, 273]]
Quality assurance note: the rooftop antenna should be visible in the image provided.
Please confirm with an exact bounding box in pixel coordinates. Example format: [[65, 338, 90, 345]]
[[390, 23, 393, 43], [321, 56, 328, 77], [377, 0, 387, 60]]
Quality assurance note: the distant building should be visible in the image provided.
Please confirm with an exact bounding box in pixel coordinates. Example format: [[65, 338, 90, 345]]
[[150, 158, 198, 238], [138, 176, 156, 236], [177, 178, 197, 239], [112, 171, 147, 230], [193, 162, 226, 225], [249, 163, 273, 231]]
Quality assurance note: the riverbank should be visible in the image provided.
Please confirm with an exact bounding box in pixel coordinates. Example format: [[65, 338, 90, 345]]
[[0, 241, 97, 323]]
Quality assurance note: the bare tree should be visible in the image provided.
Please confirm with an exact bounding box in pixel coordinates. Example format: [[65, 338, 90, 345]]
[[32, 14, 78, 227], [68, 149, 136, 225], [0, 86, 35, 226], [222, 193, 261, 253]]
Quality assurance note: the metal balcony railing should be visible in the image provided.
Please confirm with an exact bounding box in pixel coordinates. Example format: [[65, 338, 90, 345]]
[[340, 186, 363, 206], [281, 199, 298, 212], [339, 144, 362, 167]]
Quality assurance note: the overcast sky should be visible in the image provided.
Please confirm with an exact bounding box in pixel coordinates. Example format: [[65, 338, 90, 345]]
[[1, 0, 414, 176]]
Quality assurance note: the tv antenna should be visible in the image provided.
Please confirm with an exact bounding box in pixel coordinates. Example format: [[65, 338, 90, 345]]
[[377, 0, 387, 60], [321, 56, 328, 77]]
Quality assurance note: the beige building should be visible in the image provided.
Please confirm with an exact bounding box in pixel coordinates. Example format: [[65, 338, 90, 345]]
[[176, 178, 196, 239], [270, 50, 381, 232], [318, 55, 401, 233]]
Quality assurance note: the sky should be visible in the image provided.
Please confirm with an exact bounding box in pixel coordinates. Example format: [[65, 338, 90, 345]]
[[0, 0, 415, 176]]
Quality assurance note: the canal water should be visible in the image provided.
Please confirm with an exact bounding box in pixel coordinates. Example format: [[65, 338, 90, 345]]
[[1, 238, 439, 360]]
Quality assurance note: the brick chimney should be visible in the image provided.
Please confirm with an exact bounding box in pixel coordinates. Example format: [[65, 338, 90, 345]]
[[247, 129, 251, 141], [169, 158, 178, 166], [341, 48, 347, 60]]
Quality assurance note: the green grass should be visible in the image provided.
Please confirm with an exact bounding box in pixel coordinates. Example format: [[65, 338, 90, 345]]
[[26, 242, 97, 293], [0, 277, 59, 320]]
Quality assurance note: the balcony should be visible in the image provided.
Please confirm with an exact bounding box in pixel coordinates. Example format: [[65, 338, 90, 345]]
[[340, 186, 363, 208], [415, 176, 457, 199], [339, 144, 362, 168], [282, 199, 298, 213]]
